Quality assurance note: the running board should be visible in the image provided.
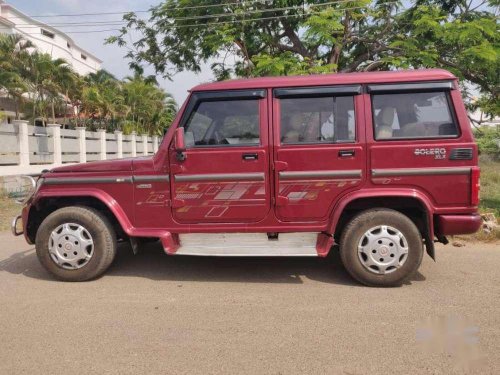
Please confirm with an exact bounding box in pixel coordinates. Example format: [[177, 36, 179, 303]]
[[174, 233, 321, 257]]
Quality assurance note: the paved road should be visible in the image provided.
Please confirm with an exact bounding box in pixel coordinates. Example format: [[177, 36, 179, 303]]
[[0, 232, 499, 374]]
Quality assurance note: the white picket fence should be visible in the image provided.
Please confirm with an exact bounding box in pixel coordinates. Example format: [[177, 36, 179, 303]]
[[0, 120, 160, 176]]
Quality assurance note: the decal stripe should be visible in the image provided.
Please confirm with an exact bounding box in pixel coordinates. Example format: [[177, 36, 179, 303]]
[[279, 170, 362, 180], [175, 173, 265, 182], [371, 167, 471, 177]]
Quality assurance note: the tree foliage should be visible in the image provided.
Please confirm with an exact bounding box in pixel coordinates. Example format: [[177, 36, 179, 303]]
[[0, 34, 177, 135], [107, 0, 499, 117]]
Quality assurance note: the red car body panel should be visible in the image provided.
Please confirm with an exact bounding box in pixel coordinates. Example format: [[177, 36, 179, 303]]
[[22, 69, 480, 254]]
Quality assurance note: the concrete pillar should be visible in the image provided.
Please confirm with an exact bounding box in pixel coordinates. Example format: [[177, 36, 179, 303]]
[[76, 126, 86, 163], [142, 134, 148, 155], [13, 120, 29, 167], [47, 124, 61, 165], [97, 129, 106, 160], [153, 136, 159, 153], [130, 131, 137, 157], [114, 130, 123, 159]]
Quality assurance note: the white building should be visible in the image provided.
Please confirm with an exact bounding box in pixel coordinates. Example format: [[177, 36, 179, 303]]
[[0, 0, 102, 76]]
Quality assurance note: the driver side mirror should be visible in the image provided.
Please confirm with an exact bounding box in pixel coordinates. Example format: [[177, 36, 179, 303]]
[[174, 127, 187, 161], [174, 127, 186, 152]]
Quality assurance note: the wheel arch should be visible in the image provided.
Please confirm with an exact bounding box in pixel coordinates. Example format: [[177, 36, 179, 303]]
[[329, 190, 436, 259], [27, 189, 132, 244]]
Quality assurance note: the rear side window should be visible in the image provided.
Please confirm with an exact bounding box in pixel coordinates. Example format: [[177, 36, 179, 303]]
[[372, 91, 458, 140], [279, 96, 355, 144], [183, 99, 260, 147]]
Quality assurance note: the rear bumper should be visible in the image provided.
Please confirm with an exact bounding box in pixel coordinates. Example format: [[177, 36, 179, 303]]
[[436, 214, 482, 236]]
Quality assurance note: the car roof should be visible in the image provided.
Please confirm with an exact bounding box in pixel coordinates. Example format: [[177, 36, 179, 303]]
[[191, 69, 456, 92]]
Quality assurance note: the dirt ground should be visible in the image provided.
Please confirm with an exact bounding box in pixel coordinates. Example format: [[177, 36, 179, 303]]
[[0, 232, 499, 374]]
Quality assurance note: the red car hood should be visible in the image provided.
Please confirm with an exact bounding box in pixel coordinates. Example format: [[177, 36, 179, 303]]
[[49, 157, 153, 173]]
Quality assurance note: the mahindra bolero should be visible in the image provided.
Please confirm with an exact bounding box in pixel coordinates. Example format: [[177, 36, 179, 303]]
[[12, 69, 482, 286]]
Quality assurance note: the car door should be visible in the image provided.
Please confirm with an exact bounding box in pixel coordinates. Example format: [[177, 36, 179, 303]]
[[272, 85, 366, 222], [169, 89, 271, 224], [367, 81, 473, 207]]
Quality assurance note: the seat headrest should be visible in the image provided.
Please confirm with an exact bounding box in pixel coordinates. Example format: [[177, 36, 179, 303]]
[[375, 125, 393, 139], [377, 107, 395, 127]]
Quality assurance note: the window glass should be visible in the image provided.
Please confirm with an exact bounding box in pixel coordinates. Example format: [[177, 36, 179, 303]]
[[183, 99, 260, 147], [372, 91, 458, 140], [280, 96, 355, 144]]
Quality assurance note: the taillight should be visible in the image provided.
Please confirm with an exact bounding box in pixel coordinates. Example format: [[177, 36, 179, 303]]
[[471, 166, 480, 206]]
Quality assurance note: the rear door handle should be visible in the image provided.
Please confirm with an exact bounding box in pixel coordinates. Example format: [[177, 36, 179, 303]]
[[338, 149, 355, 157], [242, 153, 258, 161]]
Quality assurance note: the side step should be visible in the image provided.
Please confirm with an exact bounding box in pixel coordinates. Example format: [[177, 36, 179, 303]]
[[175, 232, 321, 256]]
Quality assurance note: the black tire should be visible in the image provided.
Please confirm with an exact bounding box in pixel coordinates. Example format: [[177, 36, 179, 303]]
[[35, 206, 117, 281], [339, 208, 424, 287]]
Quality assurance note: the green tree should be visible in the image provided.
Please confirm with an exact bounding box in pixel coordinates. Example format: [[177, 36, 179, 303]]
[[82, 69, 127, 129], [122, 72, 177, 135], [107, 0, 499, 115], [23, 52, 77, 124], [0, 34, 33, 119], [0, 34, 177, 134]]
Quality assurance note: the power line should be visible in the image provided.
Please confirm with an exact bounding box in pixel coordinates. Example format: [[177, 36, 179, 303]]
[[10, 0, 340, 27], [5, 0, 270, 18], [13, 2, 398, 34], [5, 0, 396, 29]]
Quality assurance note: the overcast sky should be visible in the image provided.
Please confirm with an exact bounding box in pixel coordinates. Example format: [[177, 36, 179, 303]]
[[8, 0, 214, 105]]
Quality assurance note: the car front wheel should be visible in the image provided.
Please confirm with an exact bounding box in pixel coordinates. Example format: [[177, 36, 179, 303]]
[[340, 208, 424, 287], [35, 206, 117, 281]]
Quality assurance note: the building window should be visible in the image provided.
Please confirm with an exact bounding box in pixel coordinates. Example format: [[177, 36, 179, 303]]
[[81, 54, 87, 60], [41, 29, 55, 39]]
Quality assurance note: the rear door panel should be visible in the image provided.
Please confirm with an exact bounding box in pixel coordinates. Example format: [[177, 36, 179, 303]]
[[367, 83, 477, 208], [272, 90, 366, 222]]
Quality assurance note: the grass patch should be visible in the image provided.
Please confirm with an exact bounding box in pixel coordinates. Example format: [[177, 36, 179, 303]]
[[478, 157, 500, 217]]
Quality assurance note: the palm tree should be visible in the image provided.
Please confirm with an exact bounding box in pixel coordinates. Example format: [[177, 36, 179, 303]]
[[47, 59, 76, 124], [23, 52, 77, 124], [122, 73, 177, 135], [81, 69, 127, 130], [0, 34, 176, 131], [0, 34, 33, 119]]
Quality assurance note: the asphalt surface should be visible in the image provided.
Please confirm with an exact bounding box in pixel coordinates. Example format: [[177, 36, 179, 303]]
[[0, 232, 499, 375]]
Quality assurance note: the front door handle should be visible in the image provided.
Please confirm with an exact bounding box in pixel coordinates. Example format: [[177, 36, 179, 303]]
[[338, 149, 355, 157], [242, 153, 258, 161]]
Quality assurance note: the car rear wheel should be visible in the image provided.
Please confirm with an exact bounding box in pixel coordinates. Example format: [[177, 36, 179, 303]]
[[35, 206, 117, 281], [339, 208, 424, 287]]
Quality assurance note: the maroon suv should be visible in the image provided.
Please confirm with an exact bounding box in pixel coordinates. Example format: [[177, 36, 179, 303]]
[[13, 69, 482, 286]]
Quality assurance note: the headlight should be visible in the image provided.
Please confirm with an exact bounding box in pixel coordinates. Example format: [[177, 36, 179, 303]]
[[15, 175, 43, 204]]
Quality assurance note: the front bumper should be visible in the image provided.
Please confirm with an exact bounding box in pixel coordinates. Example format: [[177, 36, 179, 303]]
[[436, 214, 482, 236], [11, 215, 23, 236]]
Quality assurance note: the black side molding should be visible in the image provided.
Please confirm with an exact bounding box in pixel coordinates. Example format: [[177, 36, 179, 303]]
[[192, 89, 266, 101], [274, 85, 362, 98], [367, 81, 454, 94]]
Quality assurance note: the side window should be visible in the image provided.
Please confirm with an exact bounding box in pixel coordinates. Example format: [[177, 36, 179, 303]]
[[372, 91, 458, 140], [280, 96, 355, 144], [183, 99, 260, 147]]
